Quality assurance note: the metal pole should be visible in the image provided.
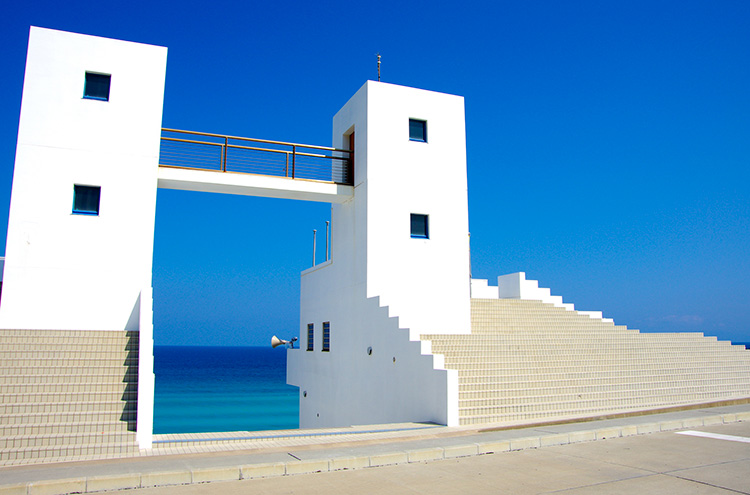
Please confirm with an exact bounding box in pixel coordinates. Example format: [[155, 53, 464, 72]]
[[291, 145, 296, 179], [325, 221, 330, 261], [222, 137, 228, 172], [312, 229, 317, 267]]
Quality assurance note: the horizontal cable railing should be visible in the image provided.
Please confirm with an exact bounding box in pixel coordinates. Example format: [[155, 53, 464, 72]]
[[159, 128, 353, 186]]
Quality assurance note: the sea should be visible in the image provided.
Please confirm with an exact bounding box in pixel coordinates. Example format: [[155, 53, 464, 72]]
[[153, 346, 299, 434]]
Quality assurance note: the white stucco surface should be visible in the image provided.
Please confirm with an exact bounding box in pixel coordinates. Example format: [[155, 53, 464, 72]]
[[470, 278, 500, 299], [289, 263, 457, 428], [359, 82, 471, 336], [0, 27, 167, 332]]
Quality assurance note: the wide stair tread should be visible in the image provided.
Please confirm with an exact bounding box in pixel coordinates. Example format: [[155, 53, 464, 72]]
[[420, 298, 750, 426], [0, 329, 139, 462]]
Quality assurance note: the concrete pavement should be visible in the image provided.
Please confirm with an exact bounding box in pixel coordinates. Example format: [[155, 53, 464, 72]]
[[134, 422, 750, 494], [1, 403, 749, 494]]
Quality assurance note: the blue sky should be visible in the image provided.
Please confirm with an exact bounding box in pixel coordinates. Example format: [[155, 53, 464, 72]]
[[1, 1, 748, 346]]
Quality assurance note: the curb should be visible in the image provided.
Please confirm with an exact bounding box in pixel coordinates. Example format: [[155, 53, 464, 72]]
[[1, 411, 748, 495]]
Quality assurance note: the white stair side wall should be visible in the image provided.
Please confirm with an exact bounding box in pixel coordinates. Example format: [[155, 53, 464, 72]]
[[473, 272, 613, 322], [289, 261, 458, 429], [471, 279, 499, 299], [136, 287, 154, 450]]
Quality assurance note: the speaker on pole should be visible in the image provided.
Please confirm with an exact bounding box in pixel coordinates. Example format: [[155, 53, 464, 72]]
[[271, 335, 297, 349]]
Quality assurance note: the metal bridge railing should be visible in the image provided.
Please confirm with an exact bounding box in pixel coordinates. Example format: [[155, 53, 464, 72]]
[[159, 128, 353, 186]]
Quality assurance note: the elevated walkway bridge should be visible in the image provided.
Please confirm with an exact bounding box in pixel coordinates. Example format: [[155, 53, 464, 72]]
[[158, 129, 354, 203]]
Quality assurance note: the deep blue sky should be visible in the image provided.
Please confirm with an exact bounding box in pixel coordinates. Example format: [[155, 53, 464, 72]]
[[1, 1, 748, 345]]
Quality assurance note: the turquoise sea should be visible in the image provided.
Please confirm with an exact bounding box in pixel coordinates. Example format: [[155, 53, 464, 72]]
[[153, 346, 299, 434]]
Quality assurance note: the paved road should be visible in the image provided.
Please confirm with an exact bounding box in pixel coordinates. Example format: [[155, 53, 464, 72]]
[[131, 421, 750, 495]]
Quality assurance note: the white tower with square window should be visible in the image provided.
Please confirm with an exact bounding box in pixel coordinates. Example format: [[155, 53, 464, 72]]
[[1, 27, 167, 331], [341, 82, 471, 336], [288, 81, 471, 428]]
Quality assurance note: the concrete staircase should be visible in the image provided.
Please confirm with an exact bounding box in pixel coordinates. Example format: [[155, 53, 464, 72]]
[[0, 329, 139, 462], [422, 298, 750, 426]]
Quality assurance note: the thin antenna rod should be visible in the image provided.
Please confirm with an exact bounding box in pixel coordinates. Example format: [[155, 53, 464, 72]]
[[377, 53, 381, 82], [312, 229, 317, 267]]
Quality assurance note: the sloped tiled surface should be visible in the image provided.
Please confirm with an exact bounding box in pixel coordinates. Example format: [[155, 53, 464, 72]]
[[422, 299, 750, 426], [0, 329, 139, 461]]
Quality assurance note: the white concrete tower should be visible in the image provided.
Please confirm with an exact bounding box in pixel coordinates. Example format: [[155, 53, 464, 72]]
[[339, 81, 471, 337], [1, 27, 167, 447], [289, 81, 470, 428]]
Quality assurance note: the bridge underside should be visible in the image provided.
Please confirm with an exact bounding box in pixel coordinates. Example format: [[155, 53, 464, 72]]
[[157, 166, 353, 203]]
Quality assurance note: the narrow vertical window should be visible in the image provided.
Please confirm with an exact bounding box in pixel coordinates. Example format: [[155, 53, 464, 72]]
[[83, 72, 111, 101], [410, 213, 429, 239], [409, 119, 427, 142], [307, 323, 314, 351], [322, 322, 330, 352], [73, 185, 101, 216]]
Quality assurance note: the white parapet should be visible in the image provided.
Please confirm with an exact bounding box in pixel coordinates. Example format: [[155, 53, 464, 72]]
[[470, 278, 499, 299], [471, 272, 613, 322], [136, 287, 154, 449], [497, 272, 574, 311]]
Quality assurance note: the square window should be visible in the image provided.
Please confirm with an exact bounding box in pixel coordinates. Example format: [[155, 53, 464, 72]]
[[307, 323, 314, 351], [411, 213, 429, 239], [322, 322, 330, 352], [409, 119, 427, 142], [73, 185, 101, 215], [83, 72, 111, 101]]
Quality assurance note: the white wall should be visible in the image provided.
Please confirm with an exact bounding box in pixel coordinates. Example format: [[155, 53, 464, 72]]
[[0, 27, 167, 331], [362, 82, 471, 337], [471, 278, 499, 299], [288, 261, 457, 428]]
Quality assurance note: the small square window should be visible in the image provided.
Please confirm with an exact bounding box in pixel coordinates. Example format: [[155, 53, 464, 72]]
[[411, 213, 429, 239], [83, 72, 111, 101], [322, 322, 330, 352], [409, 119, 427, 142], [73, 185, 101, 215], [307, 323, 314, 351]]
